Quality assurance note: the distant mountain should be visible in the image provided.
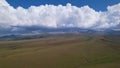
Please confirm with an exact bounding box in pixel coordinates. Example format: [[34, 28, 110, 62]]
[[0, 27, 120, 40], [0, 27, 95, 36], [106, 29, 120, 35]]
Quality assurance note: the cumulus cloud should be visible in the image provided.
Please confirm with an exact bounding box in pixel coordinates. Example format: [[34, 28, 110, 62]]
[[0, 0, 120, 32]]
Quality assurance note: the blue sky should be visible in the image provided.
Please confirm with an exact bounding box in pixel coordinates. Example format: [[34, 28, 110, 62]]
[[7, 0, 120, 11]]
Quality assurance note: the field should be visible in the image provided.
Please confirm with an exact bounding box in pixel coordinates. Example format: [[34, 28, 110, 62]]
[[0, 34, 120, 68]]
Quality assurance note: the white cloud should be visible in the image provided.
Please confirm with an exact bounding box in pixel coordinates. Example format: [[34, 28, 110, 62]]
[[97, 3, 120, 29], [0, 0, 120, 31]]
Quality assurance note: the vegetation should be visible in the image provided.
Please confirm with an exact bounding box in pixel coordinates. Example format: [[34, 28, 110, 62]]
[[0, 34, 120, 68]]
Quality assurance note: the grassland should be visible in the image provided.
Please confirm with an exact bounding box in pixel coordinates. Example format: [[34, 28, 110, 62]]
[[0, 34, 120, 68]]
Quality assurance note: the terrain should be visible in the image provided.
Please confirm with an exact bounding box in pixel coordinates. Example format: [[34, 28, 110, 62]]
[[0, 33, 120, 68]]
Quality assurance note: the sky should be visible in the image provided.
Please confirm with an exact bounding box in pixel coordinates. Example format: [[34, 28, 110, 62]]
[[0, 0, 120, 35], [6, 0, 120, 11]]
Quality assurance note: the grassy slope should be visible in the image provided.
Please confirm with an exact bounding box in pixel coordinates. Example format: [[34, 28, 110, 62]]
[[0, 35, 120, 68]]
